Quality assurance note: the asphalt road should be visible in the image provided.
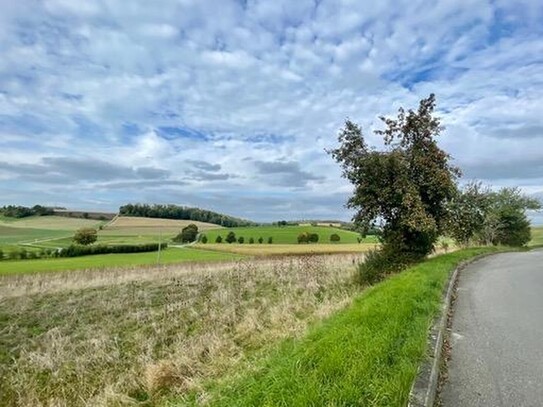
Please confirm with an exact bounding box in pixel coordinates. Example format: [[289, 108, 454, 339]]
[[441, 250, 543, 407]]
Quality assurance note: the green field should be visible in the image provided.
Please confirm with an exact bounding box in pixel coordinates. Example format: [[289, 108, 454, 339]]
[[529, 226, 543, 246], [201, 225, 374, 244], [0, 247, 242, 276]]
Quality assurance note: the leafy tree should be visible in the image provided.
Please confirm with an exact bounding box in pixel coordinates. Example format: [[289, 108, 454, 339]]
[[308, 233, 319, 243], [297, 232, 309, 243], [215, 235, 223, 243], [173, 224, 199, 243], [238, 236, 245, 244], [258, 237, 264, 244], [249, 237, 255, 244], [73, 228, 98, 245], [329, 94, 459, 262], [446, 181, 491, 246], [226, 231, 237, 244], [330, 233, 341, 242], [201, 235, 208, 244], [267, 237, 273, 244]]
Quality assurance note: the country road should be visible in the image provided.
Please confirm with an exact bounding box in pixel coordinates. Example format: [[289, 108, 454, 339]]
[[441, 250, 543, 407]]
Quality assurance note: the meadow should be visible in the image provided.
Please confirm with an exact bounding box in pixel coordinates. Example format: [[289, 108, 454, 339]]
[[201, 225, 375, 244], [197, 242, 377, 255], [529, 226, 543, 246]]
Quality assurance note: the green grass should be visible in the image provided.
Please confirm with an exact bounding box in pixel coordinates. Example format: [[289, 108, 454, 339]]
[[0, 225, 70, 246], [202, 225, 376, 244], [28, 234, 167, 250], [529, 226, 543, 246], [0, 247, 243, 276], [189, 246, 510, 407]]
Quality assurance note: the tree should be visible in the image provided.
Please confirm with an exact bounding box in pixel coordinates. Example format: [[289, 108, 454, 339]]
[[330, 233, 341, 242], [201, 235, 208, 244], [226, 231, 237, 244], [297, 232, 309, 243], [329, 94, 459, 262], [249, 237, 255, 244], [267, 237, 273, 244], [215, 235, 223, 243], [238, 236, 245, 244], [446, 181, 491, 246], [73, 228, 98, 245], [308, 233, 319, 243], [0, 249, 3, 260], [258, 237, 264, 244], [173, 224, 199, 243]]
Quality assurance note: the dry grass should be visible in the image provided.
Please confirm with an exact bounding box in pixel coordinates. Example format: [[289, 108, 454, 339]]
[[102, 216, 222, 235], [196, 243, 377, 255], [0, 254, 363, 406]]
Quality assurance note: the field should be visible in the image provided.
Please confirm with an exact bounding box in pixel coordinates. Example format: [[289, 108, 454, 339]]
[[102, 216, 222, 235], [0, 247, 242, 276], [0, 215, 101, 230], [529, 226, 543, 246], [197, 243, 377, 255], [201, 225, 374, 244], [0, 254, 362, 406]]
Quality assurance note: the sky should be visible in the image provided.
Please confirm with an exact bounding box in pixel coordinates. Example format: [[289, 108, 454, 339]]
[[1, 0, 542, 223]]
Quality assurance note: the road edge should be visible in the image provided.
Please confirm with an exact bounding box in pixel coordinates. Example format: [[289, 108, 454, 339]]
[[407, 252, 494, 407]]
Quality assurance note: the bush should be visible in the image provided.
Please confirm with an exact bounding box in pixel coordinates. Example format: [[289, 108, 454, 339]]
[[357, 237, 362, 243], [226, 231, 237, 244], [357, 248, 411, 286], [249, 237, 254, 244], [173, 224, 199, 243], [308, 233, 319, 243], [268, 237, 273, 244], [0, 249, 3, 260], [8, 249, 20, 260], [73, 228, 98, 245], [238, 236, 245, 244], [330, 233, 341, 242], [298, 233, 308, 243], [200, 235, 208, 244], [59, 243, 166, 258], [258, 237, 264, 244], [19, 248, 28, 260], [215, 235, 223, 243]]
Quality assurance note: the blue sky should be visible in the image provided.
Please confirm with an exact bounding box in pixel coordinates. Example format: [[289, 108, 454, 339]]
[[1, 0, 542, 222]]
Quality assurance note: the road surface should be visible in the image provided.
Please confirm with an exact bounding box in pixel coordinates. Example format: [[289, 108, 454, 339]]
[[441, 250, 543, 406]]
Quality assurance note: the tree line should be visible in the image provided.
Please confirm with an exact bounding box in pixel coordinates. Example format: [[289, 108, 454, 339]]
[[119, 203, 256, 227], [0, 205, 54, 218]]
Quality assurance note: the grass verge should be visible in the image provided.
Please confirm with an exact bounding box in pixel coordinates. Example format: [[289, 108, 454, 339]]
[[192, 246, 509, 407]]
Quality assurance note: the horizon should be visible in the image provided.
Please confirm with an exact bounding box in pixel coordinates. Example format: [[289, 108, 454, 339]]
[[1, 1, 542, 223]]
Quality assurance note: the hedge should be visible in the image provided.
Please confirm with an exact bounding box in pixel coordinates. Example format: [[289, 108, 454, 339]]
[[58, 243, 167, 258]]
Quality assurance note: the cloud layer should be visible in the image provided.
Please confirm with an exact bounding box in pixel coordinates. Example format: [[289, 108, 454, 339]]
[[1, 0, 542, 222]]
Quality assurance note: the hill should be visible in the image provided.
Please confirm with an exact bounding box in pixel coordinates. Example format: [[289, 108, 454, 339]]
[[101, 216, 222, 235]]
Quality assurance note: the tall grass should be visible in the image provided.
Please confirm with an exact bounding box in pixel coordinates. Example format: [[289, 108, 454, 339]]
[[0, 254, 362, 406]]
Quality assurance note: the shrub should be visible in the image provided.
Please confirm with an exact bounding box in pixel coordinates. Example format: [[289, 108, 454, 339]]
[[298, 233, 309, 244], [173, 224, 199, 243], [226, 231, 237, 244], [73, 228, 98, 245], [267, 237, 273, 244], [200, 235, 208, 244], [0, 249, 3, 260], [215, 235, 223, 243], [249, 237, 254, 244], [58, 243, 166, 258], [258, 237, 264, 244], [308, 233, 319, 243], [357, 248, 412, 286], [330, 233, 341, 242], [27, 251, 37, 259], [238, 236, 245, 244], [19, 248, 28, 260], [357, 237, 362, 243], [8, 249, 20, 260]]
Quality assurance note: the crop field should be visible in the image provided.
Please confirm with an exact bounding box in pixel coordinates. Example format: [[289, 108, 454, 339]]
[[0, 247, 242, 276], [201, 225, 374, 244], [197, 242, 377, 255], [530, 226, 543, 246], [0, 254, 362, 406], [102, 216, 222, 235], [0, 215, 101, 230]]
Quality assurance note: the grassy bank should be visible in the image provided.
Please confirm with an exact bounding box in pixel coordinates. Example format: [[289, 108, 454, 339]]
[[191, 247, 508, 407], [0, 247, 242, 276]]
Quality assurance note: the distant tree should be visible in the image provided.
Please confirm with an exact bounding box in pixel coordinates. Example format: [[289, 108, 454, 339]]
[[8, 249, 20, 260], [73, 228, 98, 245], [238, 236, 245, 244], [357, 237, 362, 243], [249, 237, 255, 244], [0, 249, 3, 260], [258, 237, 264, 244], [201, 235, 208, 244], [298, 232, 309, 244], [19, 248, 28, 260], [173, 224, 199, 243], [308, 233, 319, 243], [329, 94, 459, 263], [330, 233, 341, 242], [226, 231, 237, 244], [82, 212, 89, 219], [267, 237, 273, 244], [277, 220, 288, 226], [215, 235, 223, 243]]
